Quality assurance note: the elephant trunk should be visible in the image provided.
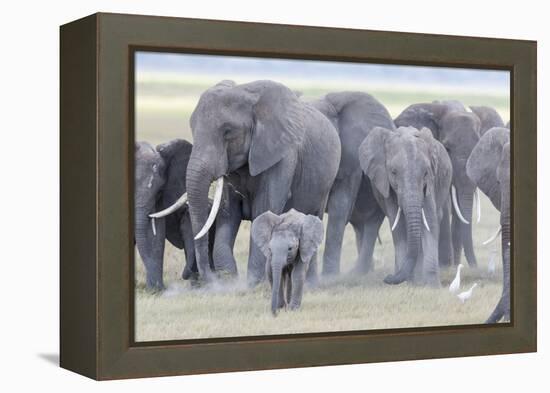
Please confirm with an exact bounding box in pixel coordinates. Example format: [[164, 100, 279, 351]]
[[458, 187, 478, 267], [384, 198, 422, 285], [270, 250, 285, 316], [486, 187, 511, 323], [186, 156, 215, 281], [135, 205, 165, 291]]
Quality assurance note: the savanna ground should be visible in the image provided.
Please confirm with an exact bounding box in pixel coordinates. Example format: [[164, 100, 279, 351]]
[[135, 71, 509, 342]]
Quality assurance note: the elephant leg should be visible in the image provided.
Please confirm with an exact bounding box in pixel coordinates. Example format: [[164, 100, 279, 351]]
[[286, 270, 293, 305], [136, 213, 166, 291], [180, 214, 199, 281], [247, 239, 267, 288], [352, 223, 363, 257], [486, 247, 510, 323], [289, 261, 307, 310], [305, 251, 319, 287], [438, 200, 453, 268], [421, 226, 441, 287], [451, 211, 463, 266], [322, 172, 362, 275], [212, 200, 242, 277], [353, 206, 385, 274]]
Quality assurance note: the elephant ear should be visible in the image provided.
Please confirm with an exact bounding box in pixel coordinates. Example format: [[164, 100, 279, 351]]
[[251, 211, 281, 258], [418, 127, 452, 199], [156, 139, 193, 248], [358, 126, 392, 198], [247, 82, 305, 176], [466, 127, 510, 209], [157, 139, 193, 207], [299, 214, 324, 263]]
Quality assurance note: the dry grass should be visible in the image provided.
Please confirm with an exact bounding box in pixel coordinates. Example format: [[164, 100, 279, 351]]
[[134, 73, 508, 342], [135, 195, 504, 341]]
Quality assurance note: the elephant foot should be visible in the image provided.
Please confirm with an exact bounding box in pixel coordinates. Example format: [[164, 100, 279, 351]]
[[425, 277, 441, 288], [289, 303, 301, 311], [383, 271, 410, 285], [146, 285, 165, 294], [215, 269, 238, 281], [181, 268, 198, 281], [145, 279, 165, 293]]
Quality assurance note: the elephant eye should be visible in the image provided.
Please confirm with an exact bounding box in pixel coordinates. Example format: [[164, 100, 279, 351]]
[[152, 164, 158, 173], [391, 168, 397, 175]]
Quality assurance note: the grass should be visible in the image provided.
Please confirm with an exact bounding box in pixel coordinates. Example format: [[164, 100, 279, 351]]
[[134, 73, 508, 341]]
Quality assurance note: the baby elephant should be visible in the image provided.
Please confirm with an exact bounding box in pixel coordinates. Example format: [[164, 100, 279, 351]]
[[251, 209, 324, 316]]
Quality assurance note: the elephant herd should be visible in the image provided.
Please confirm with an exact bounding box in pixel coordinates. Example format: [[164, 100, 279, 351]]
[[135, 79, 510, 322]]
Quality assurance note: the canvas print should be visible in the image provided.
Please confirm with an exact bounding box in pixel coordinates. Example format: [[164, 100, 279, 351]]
[[133, 52, 510, 342]]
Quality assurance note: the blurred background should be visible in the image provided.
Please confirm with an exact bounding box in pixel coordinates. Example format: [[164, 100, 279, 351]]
[[135, 51, 510, 145]]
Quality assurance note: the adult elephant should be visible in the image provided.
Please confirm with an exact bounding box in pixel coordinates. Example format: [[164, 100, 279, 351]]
[[311, 92, 395, 275], [359, 126, 452, 286], [163, 80, 341, 285], [395, 102, 481, 268], [135, 139, 211, 290], [466, 127, 510, 323], [469, 105, 505, 135]]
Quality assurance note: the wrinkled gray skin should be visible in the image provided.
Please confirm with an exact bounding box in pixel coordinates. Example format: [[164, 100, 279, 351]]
[[135, 140, 211, 290], [466, 127, 510, 323], [251, 209, 324, 315], [395, 102, 481, 268], [311, 92, 395, 275], [359, 127, 452, 286], [469, 106, 505, 135], [185, 80, 341, 285]]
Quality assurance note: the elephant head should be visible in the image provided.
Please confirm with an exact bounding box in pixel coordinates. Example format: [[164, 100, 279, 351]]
[[469, 105, 505, 135], [359, 126, 451, 285], [395, 102, 481, 267], [251, 209, 323, 315], [466, 127, 510, 322], [163, 80, 308, 280], [135, 139, 194, 290]]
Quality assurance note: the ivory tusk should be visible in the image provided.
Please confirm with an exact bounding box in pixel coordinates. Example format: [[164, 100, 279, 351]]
[[482, 226, 502, 245], [422, 208, 430, 232], [151, 217, 156, 236], [194, 177, 224, 240], [391, 206, 401, 231], [452, 185, 470, 224], [149, 193, 188, 218], [475, 189, 481, 224]]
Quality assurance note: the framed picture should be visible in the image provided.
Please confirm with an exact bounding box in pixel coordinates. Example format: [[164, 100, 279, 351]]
[[60, 12, 537, 380]]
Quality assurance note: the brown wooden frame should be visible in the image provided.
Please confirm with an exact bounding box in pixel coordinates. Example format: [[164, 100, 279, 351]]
[[60, 12, 537, 380]]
